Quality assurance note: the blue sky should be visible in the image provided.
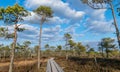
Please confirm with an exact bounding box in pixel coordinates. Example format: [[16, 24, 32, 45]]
[[0, 0, 120, 50]]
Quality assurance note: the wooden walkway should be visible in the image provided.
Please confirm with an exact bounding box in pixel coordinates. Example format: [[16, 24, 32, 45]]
[[46, 58, 64, 72]]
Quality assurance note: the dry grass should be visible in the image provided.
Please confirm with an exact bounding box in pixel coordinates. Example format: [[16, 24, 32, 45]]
[[55, 57, 120, 72], [0, 58, 48, 72], [1, 57, 120, 72]]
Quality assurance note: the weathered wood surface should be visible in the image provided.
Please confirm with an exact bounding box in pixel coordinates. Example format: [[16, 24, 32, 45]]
[[46, 58, 64, 72]]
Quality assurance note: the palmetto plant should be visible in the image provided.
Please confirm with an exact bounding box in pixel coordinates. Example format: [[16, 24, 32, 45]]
[[0, 4, 29, 72]]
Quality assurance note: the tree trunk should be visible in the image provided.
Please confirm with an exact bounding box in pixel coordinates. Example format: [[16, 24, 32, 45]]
[[106, 48, 109, 58], [38, 21, 43, 71], [4, 50, 6, 59], [66, 50, 67, 60], [109, 3, 120, 49], [102, 47, 104, 57], [9, 24, 17, 72], [59, 50, 61, 56], [73, 49, 76, 56], [65, 40, 68, 60]]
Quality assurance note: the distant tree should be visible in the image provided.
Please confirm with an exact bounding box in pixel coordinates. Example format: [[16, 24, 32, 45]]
[[86, 44, 90, 51], [100, 37, 116, 58], [0, 45, 10, 59], [64, 33, 72, 60], [80, 0, 120, 49], [56, 45, 62, 56], [57, 45, 62, 51], [117, 7, 120, 16], [0, 27, 7, 37], [86, 44, 90, 56], [68, 40, 76, 56], [76, 42, 86, 56], [68, 40, 76, 49], [34, 45, 39, 56], [44, 44, 49, 50], [23, 41, 31, 58], [88, 48, 95, 52], [50, 46, 56, 51], [110, 49, 119, 57], [98, 42, 104, 57], [0, 4, 29, 72], [34, 6, 53, 69], [88, 48, 96, 57], [23, 41, 31, 48]]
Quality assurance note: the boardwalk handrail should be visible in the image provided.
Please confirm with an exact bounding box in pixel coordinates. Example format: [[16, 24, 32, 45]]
[[46, 58, 64, 72]]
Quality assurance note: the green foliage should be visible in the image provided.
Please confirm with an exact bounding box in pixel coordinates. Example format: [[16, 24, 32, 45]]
[[0, 27, 7, 37], [102, 38, 116, 48], [57, 45, 62, 50], [34, 45, 39, 54], [57, 45, 62, 51], [34, 6, 53, 24], [88, 48, 95, 52], [117, 8, 120, 16], [80, 0, 113, 9], [77, 42, 86, 52], [81, 0, 112, 4], [99, 37, 116, 58], [75, 42, 86, 56], [5, 33, 14, 39], [0, 4, 29, 24], [23, 41, 31, 48], [87, 48, 96, 56], [16, 27, 26, 32], [34, 6, 53, 18], [5, 4, 28, 16], [45, 44, 49, 49], [64, 33, 72, 41], [0, 7, 5, 19], [0, 27, 14, 39], [0, 44, 10, 57], [68, 40, 76, 48], [50, 46, 56, 51], [110, 49, 119, 56]]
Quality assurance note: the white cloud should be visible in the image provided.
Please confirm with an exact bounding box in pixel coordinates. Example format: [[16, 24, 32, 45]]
[[23, 12, 69, 25], [23, 12, 40, 24], [42, 25, 62, 41], [83, 6, 114, 34], [25, 0, 85, 20], [18, 24, 62, 44], [83, 20, 114, 34], [65, 23, 80, 34], [65, 0, 114, 34]]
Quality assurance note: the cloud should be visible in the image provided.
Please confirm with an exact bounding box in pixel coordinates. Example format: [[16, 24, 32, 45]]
[[23, 12, 69, 25], [64, 23, 80, 34], [17, 24, 63, 44], [42, 25, 62, 42], [65, 0, 114, 34], [82, 20, 114, 34], [82, 40, 99, 51], [25, 0, 85, 20], [23, 12, 40, 24]]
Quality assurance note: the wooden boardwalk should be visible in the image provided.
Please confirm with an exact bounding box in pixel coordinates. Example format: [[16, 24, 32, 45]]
[[46, 58, 64, 72]]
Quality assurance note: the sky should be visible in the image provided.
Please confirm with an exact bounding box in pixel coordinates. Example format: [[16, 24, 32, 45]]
[[0, 0, 120, 50]]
